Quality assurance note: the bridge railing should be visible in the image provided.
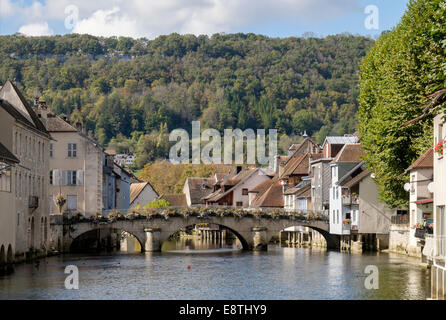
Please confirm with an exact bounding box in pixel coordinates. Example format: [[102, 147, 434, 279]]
[[67, 205, 329, 223]]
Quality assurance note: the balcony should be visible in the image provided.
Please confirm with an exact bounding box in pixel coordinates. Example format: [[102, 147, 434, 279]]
[[391, 214, 409, 225], [342, 194, 359, 206]]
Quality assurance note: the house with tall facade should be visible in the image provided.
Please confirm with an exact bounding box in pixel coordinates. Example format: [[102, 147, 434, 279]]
[[404, 147, 434, 257], [0, 142, 19, 272], [309, 136, 358, 216], [0, 81, 51, 262], [432, 112, 446, 300], [33, 99, 130, 217], [329, 144, 365, 237], [339, 163, 396, 252]]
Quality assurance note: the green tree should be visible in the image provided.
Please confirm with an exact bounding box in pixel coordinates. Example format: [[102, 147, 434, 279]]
[[358, 0, 445, 207]]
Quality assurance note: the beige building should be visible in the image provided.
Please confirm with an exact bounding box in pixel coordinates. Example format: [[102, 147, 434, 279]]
[[34, 103, 105, 217], [0, 142, 19, 272], [432, 112, 446, 300], [0, 81, 51, 261]]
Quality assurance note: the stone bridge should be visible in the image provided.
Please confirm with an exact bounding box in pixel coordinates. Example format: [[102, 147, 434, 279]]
[[52, 213, 339, 252]]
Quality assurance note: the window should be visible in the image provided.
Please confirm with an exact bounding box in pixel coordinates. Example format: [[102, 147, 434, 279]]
[[49, 170, 53, 185], [437, 123, 443, 144], [236, 201, 243, 207], [67, 195, 77, 210], [50, 143, 53, 157], [0, 164, 11, 192], [68, 143, 77, 157], [337, 210, 339, 224], [242, 188, 248, 195], [67, 171, 77, 185]]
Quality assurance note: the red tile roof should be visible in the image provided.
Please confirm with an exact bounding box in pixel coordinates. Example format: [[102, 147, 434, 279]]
[[333, 144, 365, 163], [406, 147, 433, 172]]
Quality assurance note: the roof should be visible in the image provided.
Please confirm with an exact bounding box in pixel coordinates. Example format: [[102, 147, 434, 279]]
[[283, 138, 320, 165], [159, 194, 187, 207], [406, 147, 433, 172], [342, 169, 370, 188], [0, 142, 19, 164], [185, 177, 216, 205], [205, 169, 258, 202], [105, 150, 117, 156], [284, 182, 311, 197], [322, 136, 358, 148], [332, 144, 365, 163], [130, 182, 154, 204], [281, 153, 322, 178], [250, 178, 276, 193], [294, 183, 311, 198], [412, 199, 433, 204], [251, 179, 284, 208], [0, 80, 49, 136], [45, 115, 78, 132]]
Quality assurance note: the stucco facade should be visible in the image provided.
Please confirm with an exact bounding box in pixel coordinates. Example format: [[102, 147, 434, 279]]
[[432, 113, 446, 299], [0, 81, 51, 261], [45, 125, 103, 217]]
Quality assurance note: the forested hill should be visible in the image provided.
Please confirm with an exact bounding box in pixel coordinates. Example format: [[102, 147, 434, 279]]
[[0, 33, 373, 167]]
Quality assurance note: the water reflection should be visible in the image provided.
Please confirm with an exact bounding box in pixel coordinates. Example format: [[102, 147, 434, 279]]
[[0, 236, 431, 300]]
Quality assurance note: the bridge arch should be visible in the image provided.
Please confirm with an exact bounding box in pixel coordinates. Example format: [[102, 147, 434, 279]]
[[162, 223, 249, 251], [69, 228, 144, 253], [277, 224, 338, 249]]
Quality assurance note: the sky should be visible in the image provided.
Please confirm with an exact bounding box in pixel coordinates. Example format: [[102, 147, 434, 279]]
[[0, 0, 410, 39]]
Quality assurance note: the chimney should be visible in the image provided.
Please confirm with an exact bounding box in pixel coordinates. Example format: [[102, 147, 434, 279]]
[[274, 154, 280, 174], [33, 97, 49, 121]]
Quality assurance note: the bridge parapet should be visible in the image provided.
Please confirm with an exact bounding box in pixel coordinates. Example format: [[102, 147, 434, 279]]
[[53, 208, 335, 253]]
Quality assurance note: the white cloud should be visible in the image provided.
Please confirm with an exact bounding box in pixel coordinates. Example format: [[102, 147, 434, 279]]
[[72, 7, 142, 38], [18, 22, 54, 36], [12, 0, 361, 38], [0, 0, 15, 17]]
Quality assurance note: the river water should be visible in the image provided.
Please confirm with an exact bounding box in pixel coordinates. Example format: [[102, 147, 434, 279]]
[[0, 237, 431, 300]]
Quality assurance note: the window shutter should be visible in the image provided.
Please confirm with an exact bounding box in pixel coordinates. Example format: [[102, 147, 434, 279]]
[[76, 170, 83, 186], [61, 170, 67, 186], [53, 169, 59, 186]]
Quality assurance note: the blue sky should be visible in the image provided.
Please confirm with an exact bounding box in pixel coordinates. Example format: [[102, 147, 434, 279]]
[[0, 0, 410, 38]]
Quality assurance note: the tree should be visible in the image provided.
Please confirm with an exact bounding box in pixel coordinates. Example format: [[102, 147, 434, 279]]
[[358, 0, 445, 207]]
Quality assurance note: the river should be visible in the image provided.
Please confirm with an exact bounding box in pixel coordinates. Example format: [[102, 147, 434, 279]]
[[0, 236, 431, 300]]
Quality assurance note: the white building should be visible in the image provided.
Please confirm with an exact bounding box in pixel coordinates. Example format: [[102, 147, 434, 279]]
[[329, 144, 365, 236], [432, 112, 446, 300]]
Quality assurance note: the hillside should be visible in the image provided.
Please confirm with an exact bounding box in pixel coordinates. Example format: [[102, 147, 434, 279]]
[[0, 33, 374, 168]]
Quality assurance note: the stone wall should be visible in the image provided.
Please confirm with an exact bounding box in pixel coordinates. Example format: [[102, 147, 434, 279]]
[[388, 224, 421, 257]]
